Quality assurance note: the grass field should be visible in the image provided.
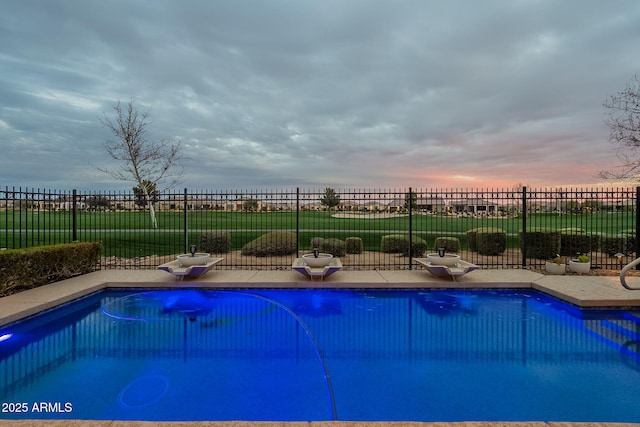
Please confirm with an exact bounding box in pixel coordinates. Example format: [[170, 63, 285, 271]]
[[1, 210, 636, 258]]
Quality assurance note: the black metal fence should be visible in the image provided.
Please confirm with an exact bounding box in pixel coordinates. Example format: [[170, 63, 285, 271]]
[[1, 186, 638, 271]]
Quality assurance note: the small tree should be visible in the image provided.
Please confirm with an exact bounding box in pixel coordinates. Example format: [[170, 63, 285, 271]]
[[85, 195, 111, 210], [242, 199, 258, 212], [98, 99, 183, 228], [133, 180, 159, 209], [320, 188, 340, 211], [511, 182, 527, 213], [600, 76, 640, 182]]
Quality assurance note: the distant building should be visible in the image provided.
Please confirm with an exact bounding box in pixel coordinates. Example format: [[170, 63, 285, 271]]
[[450, 198, 496, 214], [416, 196, 446, 213]]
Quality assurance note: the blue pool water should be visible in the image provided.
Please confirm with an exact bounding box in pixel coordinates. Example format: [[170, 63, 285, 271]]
[[1, 288, 640, 422]]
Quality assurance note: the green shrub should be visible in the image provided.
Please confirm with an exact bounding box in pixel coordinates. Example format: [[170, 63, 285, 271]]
[[433, 237, 460, 253], [310, 237, 324, 249], [345, 237, 363, 254], [621, 229, 636, 252], [199, 231, 231, 253], [0, 242, 101, 297], [381, 235, 408, 253], [320, 238, 346, 257], [467, 227, 502, 252], [241, 231, 297, 257], [600, 233, 635, 256], [519, 227, 561, 259], [380, 234, 426, 257], [477, 230, 506, 255], [559, 232, 594, 257], [410, 237, 428, 257]]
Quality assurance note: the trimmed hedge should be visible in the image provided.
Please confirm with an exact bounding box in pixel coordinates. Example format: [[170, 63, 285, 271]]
[[476, 230, 506, 256], [381, 234, 427, 257], [310, 237, 324, 250], [241, 231, 297, 256], [433, 237, 460, 253], [345, 237, 364, 254], [199, 231, 232, 253], [320, 238, 346, 257], [467, 227, 502, 252], [559, 230, 595, 257], [600, 233, 635, 256], [0, 242, 101, 297], [519, 227, 561, 259]]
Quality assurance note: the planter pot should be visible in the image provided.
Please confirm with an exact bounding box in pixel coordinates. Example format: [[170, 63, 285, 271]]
[[176, 253, 211, 267], [569, 260, 591, 274], [302, 253, 333, 268], [545, 261, 566, 275], [426, 253, 461, 266]]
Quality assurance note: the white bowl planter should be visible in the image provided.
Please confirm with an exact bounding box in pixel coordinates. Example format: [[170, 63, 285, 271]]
[[176, 253, 211, 267], [426, 253, 460, 266], [302, 253, 333, 268], [569, 260, 591, 274], [545, 261, 566, 275]]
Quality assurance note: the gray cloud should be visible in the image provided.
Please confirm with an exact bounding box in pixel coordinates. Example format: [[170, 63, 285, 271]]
[[1, 0, 639, 191]]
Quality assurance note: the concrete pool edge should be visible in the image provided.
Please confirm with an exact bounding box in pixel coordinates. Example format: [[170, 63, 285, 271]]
[[3, 268, 640, 328], [1, 420, 639, 427]]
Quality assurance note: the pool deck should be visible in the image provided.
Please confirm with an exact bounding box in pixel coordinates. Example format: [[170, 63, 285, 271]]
[[2, 268, 640, 427]]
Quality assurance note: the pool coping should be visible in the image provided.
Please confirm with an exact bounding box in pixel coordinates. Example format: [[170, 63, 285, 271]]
[[2, 269, 640, 427], [1, 420, 636, 427]]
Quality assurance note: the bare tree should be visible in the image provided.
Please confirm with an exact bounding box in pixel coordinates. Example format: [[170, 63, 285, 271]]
[[511, 182, 527, 214], [98, 99, 183, 228], [600, 76, 640, 182]]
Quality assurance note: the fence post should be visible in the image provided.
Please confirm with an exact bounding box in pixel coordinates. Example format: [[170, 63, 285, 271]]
[[635, 187, 640, 270], [14, 187, 20, 248], [408, 187, 413, 269], [296, 187, 300, 255], [521, 186, 527, 268], [183, 188, 188, 253], [72, 189, 77, 242]]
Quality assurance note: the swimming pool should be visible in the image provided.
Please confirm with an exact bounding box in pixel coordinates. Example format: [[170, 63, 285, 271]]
[[1, 288, 640, 422]]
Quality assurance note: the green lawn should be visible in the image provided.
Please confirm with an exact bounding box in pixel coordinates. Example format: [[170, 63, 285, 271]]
[[0, 210, 635, 257]]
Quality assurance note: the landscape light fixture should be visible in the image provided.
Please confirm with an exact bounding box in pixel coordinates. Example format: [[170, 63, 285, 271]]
[[614, 253, 625, 268]]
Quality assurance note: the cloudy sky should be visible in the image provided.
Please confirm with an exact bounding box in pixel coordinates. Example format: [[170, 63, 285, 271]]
[[1, 0, 639, 191]]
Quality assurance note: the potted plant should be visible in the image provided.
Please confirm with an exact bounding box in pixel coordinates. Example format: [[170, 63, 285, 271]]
[[569, 254, 591, 274], [545, 255, 566, 275]]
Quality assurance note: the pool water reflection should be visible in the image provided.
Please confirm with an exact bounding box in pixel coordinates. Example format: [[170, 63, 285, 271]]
[[1, 288, 640, 422]]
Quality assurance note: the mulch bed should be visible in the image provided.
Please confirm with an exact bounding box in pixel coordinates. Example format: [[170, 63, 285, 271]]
[[101, 249, 639, 276]]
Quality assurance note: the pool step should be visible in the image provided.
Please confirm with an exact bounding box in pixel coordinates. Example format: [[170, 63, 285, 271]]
[[622, 311, 640, 325], [601, 319, 640, 341], [595, 318, 640, 360]]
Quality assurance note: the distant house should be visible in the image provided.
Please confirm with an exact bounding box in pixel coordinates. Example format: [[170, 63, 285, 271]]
[[339, 199, 361, 211], [615, 198, 636, 212], [386, 197, 446, 213], [416, 196, 446, 213], [450, 198, 496, 214], [362, 201, 386, 211], [387, 199, 405, 212]]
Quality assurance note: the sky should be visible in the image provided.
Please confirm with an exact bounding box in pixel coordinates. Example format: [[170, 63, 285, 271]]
[[1, 0, 640, 192]]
